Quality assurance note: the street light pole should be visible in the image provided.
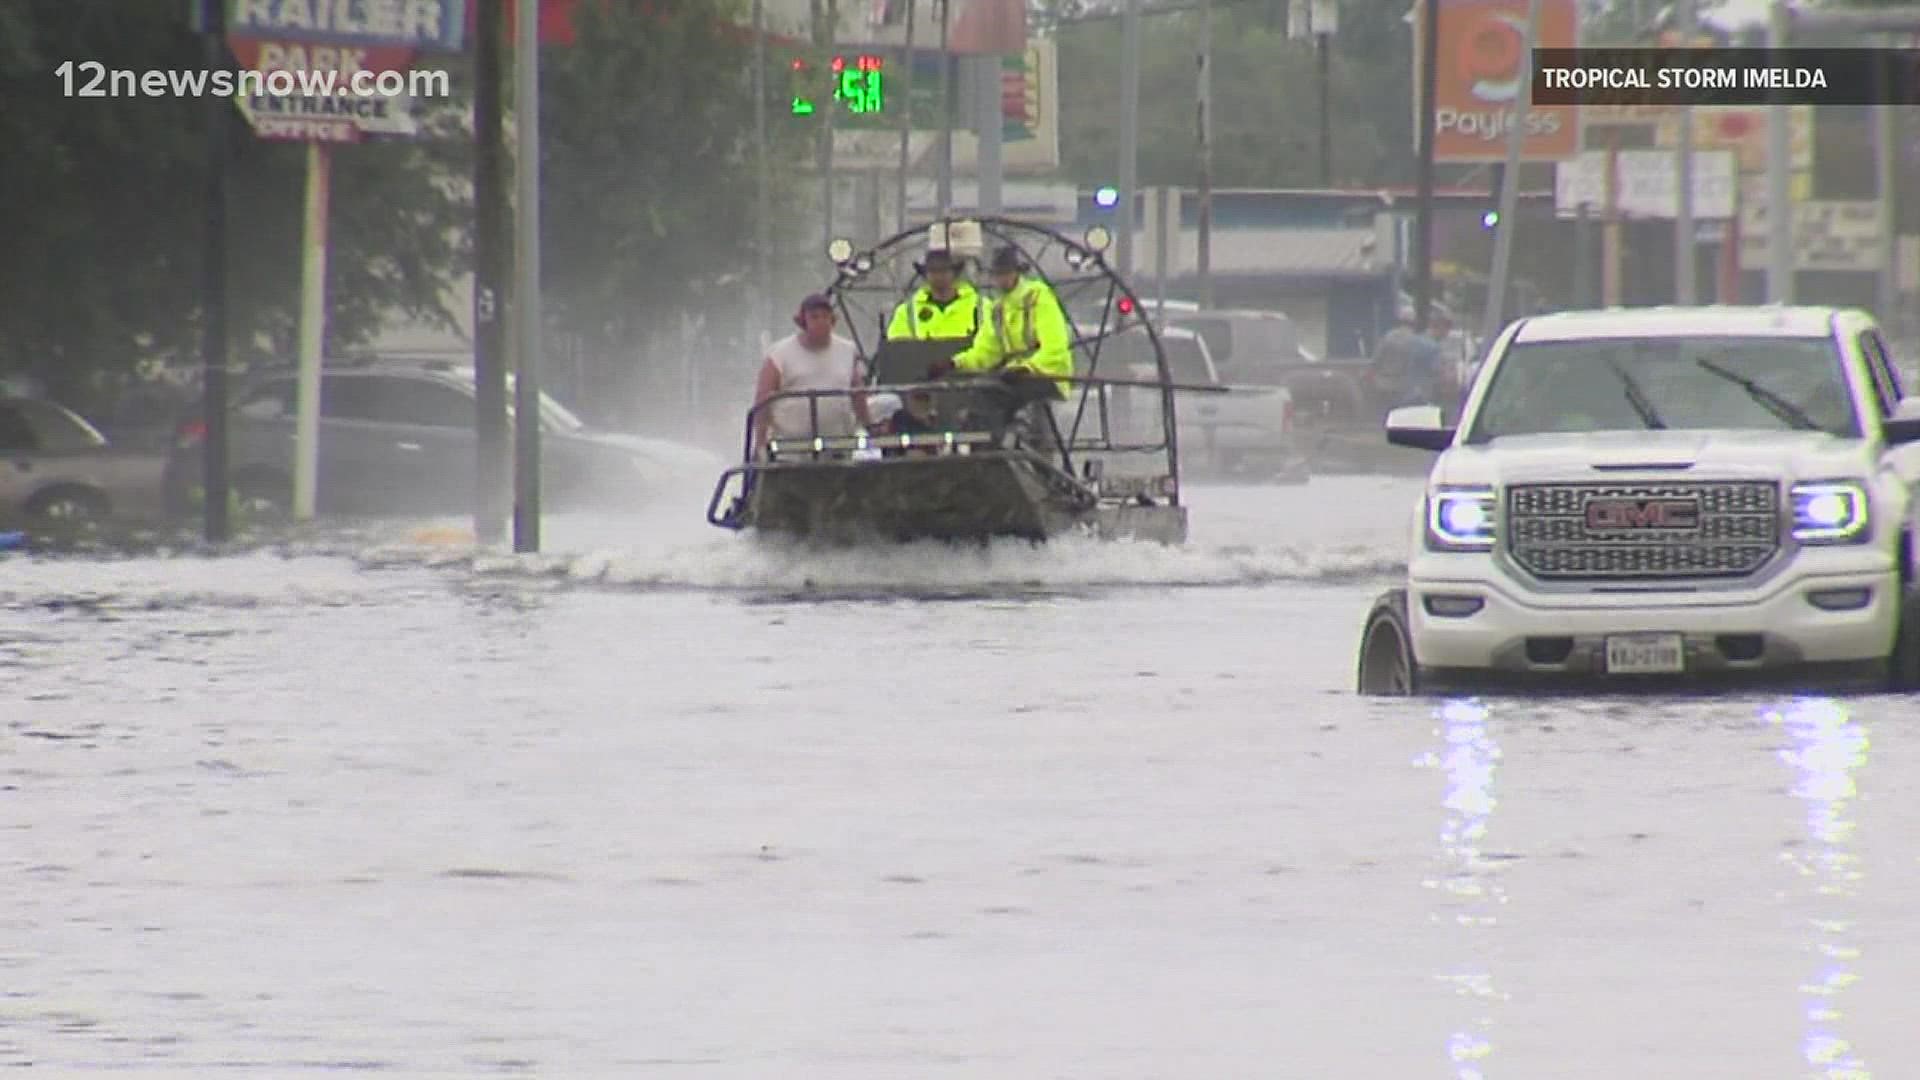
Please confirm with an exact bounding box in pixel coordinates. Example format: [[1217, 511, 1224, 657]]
[[937, 0, 953, 213], [1412, 0, 1439, 331], [199, 0, 231, 544], [754, 0, 772, 337], [512, 0, 544, 553]]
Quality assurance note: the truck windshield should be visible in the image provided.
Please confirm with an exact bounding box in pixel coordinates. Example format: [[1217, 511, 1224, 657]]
[[1466, 336, 1860, 441]]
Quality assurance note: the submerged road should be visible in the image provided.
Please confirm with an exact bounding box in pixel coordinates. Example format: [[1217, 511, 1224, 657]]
[[3, 472, 1917, 1076]]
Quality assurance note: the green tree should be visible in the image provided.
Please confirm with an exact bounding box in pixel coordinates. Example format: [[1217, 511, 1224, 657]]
[[1052, 2, 1411, 189], [0, 1, 465, 413], [535, 0, 814, 365]]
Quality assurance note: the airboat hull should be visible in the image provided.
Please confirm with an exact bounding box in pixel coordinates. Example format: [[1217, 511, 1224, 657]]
[[720, 453, 1187, 546]]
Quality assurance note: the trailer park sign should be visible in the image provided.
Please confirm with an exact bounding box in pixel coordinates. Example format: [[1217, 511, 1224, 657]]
[[198, 0, 468, 142]]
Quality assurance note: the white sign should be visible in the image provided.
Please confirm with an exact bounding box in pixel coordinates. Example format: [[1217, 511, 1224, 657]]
[[238, 89, 417, 141], [1738, 183, 1883, 273], [1554, 148, 1736, 220]]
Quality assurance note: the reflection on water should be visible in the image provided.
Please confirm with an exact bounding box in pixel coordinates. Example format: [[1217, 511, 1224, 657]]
[[1771, 697, 1871, 1079], [1418, 698, 1507, 1079]]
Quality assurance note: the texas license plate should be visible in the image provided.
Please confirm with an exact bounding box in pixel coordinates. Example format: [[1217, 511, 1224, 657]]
[[1605, 633, 1685, 674]]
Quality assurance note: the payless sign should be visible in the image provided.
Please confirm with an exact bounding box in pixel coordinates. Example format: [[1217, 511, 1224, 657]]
[[1415, 0, 1580, 162]]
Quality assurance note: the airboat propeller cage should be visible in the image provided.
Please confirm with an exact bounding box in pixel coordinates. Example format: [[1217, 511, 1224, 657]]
[[707, 215, 1199, 546]]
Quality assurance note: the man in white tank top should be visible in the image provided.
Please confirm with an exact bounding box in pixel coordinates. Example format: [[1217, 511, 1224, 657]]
[[752, 293, 874, 456]]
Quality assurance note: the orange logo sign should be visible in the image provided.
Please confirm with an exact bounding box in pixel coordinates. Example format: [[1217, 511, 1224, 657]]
[[1420, 0, 1581, 162]]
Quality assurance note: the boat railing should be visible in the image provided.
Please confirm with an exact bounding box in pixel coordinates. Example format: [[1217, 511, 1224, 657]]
[[734, 374, 1221, 464]]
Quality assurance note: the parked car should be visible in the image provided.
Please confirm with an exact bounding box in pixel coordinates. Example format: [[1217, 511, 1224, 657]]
[[1151, 301, 1321, 381], [0, 396, 171, 528], [1085, 321, 1306, 480], [164, 359, 717, 518]]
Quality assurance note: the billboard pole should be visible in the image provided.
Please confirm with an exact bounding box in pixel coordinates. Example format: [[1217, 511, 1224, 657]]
[[1479, 0, 1538, 344], [1117, 0, 1141, 277], [292, 140, 331, 522], [1672, 0, 1696, 304]]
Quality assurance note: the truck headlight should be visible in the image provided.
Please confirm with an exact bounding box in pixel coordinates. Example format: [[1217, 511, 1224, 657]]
[[1427, 487, 1497, 550], [1791, 481, 1869, 544]]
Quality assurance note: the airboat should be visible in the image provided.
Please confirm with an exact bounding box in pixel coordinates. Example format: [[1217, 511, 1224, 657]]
[[705, 216, 1220, 546]]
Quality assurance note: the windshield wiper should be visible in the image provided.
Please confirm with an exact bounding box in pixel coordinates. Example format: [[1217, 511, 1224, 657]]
[[1693, 357, 1819, 431], [1606, 356, 1666, 429]]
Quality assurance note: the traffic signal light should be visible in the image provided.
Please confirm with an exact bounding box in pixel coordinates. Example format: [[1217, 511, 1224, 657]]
[[1482, 162, 1504, 229], [1481, 208, 1500, 229], [1093, 185, 1120, 210]]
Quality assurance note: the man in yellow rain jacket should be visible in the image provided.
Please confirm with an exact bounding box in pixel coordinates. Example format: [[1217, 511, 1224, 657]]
[[930, 245, 1074, 453], [886, 248, 984, 342]]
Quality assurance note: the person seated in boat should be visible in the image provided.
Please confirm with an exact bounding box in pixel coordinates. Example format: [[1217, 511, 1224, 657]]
[[929, 245, 1073, 450], [885, 247, 983, 438], [886, 248, 985, 343], [751, 293, 874, 458]]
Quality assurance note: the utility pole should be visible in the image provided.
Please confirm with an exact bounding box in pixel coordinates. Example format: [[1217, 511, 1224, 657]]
[[1316, 6, 1332, 186], [754, 0, 773, 338], [1874, 35, 1899, 323], [821, 0, 839, 252], [1672, 0, 1696, 304], [937, 0, 953, 213], [977, 53, 1003, 211], [1480, 0, 1539, 344], [1117, 0, 1142, 276], [512, 0, 543, 553], [1765, 0, 1793, 303], [200, 0, 231, 543], [473, 0, 509, 545], [1412, 0, 1439, 331], [896, 0, 917, 230], [1196, 0, 1213, 308]]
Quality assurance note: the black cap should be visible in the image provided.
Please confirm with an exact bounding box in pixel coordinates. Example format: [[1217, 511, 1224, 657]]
[[793, 293, 835, 327]]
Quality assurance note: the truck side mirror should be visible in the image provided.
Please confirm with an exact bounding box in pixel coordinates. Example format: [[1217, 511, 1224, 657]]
[[1884, 397, 1920, 446], [1385, 404, 1455, 451]]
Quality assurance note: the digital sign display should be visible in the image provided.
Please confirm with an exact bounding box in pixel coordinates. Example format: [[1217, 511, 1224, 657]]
[[790, 53, 885, 118]]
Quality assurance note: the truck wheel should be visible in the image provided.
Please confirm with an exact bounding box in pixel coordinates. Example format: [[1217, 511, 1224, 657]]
[[1888, 588, 1920, 691], [1356, 588, 1419, 695]]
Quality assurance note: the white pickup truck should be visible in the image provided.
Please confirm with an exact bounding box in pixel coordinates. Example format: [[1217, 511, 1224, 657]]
[[1356, 305, 1920, 695], [1091, 321, 1307, 481]]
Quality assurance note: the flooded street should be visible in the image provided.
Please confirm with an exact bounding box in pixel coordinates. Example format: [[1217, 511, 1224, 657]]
[[5, 472, 1919, 1077]]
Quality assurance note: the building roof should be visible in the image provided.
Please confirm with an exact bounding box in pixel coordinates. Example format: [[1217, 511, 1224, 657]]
[[1512, 305, 1864, 342]]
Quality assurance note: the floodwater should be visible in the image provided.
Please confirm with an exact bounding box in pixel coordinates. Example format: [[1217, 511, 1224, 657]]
[[4, 460, 1919, 1078]]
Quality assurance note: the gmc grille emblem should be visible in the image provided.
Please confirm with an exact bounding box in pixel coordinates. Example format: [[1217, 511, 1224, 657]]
[[1585, 498, 1701, 529]]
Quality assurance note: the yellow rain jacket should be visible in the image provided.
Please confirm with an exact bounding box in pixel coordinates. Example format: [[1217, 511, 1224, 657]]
[[886, 282, 985, 341], [952, 276, 1073, 398]]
